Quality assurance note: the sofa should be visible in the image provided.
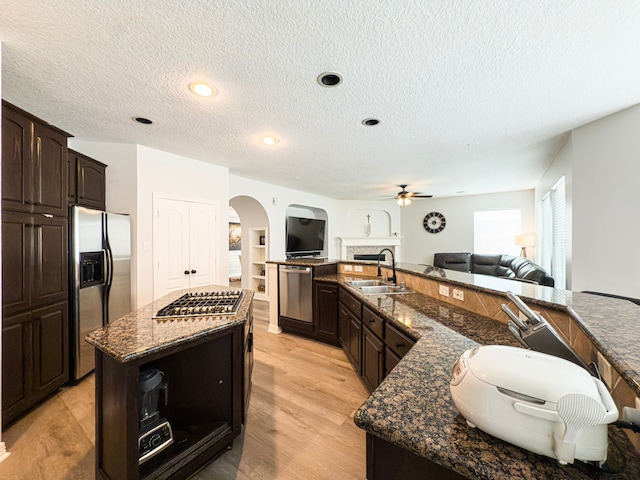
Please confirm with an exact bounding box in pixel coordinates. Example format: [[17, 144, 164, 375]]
[[433, 252, 555, 287]]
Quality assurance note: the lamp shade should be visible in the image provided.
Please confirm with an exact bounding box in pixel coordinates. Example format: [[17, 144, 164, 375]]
[[514, 234, 535, 247]]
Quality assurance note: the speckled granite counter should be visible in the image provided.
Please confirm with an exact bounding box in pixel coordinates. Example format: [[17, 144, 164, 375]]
[[86, 285, 254, 362], [316, 274, 640, 479]]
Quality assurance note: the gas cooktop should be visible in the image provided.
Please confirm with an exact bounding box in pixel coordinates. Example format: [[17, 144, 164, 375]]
[[154, 290, 244, 318]]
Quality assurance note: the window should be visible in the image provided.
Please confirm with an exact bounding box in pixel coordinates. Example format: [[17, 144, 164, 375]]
[[538, 177, 566, 288], [473, 209, 522, 255]]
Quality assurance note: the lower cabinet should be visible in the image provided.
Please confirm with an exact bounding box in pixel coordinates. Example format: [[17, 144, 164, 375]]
[[315, 282, 339, 343], [362, 327, 384, 392], [242, 306, 254, 424], [338, 286, 418, 394], [2, 301, 69, 426]]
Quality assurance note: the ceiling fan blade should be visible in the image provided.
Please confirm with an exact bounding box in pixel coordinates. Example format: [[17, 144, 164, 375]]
[[412, 194, 433, 198]]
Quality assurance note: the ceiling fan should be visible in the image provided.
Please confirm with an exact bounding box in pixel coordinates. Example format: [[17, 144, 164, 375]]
[[394, 185, 432, 206]]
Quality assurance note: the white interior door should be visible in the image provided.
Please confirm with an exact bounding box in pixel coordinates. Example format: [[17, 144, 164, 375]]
[[189, 202, 216, 288], [155, 198, 190, 298], [154, 198, 216, 299]]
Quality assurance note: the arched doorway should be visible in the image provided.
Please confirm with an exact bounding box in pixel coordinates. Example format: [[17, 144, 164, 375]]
[[229, 196, 270, 300]]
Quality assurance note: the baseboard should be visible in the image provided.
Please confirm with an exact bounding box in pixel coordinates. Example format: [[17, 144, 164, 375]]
[[0, 442, 10, 463]]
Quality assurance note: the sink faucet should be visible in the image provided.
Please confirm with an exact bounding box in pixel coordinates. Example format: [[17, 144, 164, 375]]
[[377, 248, 397, 285]]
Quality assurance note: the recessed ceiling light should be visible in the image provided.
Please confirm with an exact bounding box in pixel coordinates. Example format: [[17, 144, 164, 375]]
[[189, 82, 216, 97], [362, 118, 380, 126], [317, 72, 343, 87], [262, 136, 279, 146], [132, 117, 153, 125]]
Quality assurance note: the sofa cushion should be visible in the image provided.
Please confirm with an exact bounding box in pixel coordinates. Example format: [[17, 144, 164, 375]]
[[470, 254, 501, 276], [433, 252, 471, 272]]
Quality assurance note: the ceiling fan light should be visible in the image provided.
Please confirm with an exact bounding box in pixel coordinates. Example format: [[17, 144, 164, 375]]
[[397, 197, 412, 207]]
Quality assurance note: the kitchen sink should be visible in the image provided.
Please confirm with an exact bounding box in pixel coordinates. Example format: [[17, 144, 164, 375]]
[[358, 285, 413, 295], [346, 280, 386, 287]]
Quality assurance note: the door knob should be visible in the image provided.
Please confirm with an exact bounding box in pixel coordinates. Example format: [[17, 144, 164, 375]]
[[191, 269, 197, 274], [184, 270, 190, 275]]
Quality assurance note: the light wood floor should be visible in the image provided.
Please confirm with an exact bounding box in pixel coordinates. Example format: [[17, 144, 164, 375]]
[[0, 300, 369, 479]]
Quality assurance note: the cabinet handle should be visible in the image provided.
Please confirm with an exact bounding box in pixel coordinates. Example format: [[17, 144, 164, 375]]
[[368, 319, 375, 323], [184, 270, 190, 275], [396, 343, 404, 349], [191, 269, 197, 274]]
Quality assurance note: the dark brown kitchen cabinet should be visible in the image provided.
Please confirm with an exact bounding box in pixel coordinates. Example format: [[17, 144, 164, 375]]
[[315, 282, 338, 343], [2, 301, 69, 426], [2, 101, 70, 427], [338, 288, 363, 376], [2, 101, 70, 218], [243, 304, 254, 424], [68, 149, 106, 210], [2, 212, 68, 317], [362, 326, 384, 392]]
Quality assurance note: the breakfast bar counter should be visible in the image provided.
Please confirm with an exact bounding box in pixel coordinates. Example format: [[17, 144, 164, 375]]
[[311, 271, 640, 479]]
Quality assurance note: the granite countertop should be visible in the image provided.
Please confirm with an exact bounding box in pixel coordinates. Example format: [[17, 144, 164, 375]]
[[86, 285, 254, 363], [320, 275, 640, 479]]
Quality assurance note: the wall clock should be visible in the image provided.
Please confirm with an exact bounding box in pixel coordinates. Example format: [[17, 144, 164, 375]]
[[423, 212, 446, 233]]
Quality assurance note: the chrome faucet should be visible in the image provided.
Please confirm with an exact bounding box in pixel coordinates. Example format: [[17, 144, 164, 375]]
[[377, 248, 397, 285]]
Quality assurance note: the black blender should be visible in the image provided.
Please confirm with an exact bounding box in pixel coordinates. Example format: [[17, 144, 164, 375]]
[[138, 368, 173, 464]]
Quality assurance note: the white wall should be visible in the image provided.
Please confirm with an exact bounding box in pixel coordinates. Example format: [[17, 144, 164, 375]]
[[229, 175, 402, 260], [66, 142, 230, 307], [68, 141, 139, 305], [570, 104, 640, 298], [136, 146, 229, 305], [400, 190, 536, 266], [534, 134, 573, 287]]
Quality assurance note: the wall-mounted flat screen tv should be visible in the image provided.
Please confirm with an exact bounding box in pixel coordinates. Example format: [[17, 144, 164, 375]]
[[286, 216, 325, 257]]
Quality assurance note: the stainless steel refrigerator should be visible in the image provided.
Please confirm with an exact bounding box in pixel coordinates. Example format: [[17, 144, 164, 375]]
[[70, 205, 132, 380]]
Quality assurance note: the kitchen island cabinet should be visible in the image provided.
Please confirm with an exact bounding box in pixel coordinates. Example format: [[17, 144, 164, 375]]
[[86, 286, 253, 480]]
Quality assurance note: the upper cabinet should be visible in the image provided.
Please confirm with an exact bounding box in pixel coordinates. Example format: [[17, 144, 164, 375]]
[[68, 149, 106, 211], [2, 101, 71, 217]]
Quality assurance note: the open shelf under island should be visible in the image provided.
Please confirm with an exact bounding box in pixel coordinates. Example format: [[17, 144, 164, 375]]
[[86, 286, 254, 480]]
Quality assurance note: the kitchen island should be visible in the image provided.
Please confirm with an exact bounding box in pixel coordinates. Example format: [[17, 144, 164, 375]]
[[86, 285, 254, 480], [269, 258, 640, 479]]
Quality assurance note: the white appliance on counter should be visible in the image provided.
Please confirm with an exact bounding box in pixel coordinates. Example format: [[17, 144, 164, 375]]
[[450, 345, 618, 466]]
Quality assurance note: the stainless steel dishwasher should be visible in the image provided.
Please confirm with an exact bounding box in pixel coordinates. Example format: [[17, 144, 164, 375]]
[[279, 265, 313, 324]]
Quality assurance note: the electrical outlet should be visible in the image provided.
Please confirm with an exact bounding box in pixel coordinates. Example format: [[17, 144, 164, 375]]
[[439, 306, 450, 317], [438, 285, 450, 297], [452, 289, 464, 301], [354, 265, 363, 272], [343, 264, 353, 272]]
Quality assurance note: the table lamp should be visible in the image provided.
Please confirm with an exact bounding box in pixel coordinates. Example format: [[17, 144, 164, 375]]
[[514, 234, 535, 258]]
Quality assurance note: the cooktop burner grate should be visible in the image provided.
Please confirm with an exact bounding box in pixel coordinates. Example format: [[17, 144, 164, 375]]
[[155, 290, 244, 318]]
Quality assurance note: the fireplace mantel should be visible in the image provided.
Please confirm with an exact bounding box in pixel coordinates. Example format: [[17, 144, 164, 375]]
[[336, 237, 402, 260]]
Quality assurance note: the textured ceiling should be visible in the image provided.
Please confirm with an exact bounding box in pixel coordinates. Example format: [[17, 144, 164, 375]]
[[2, 1, 640, 200]]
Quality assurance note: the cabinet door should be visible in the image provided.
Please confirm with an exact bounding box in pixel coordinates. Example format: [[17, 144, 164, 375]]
[[2, 311, 32, 424], [33, 122, 67, 217], [338, 304, 350, 349], [1, 106, 32, 212], [32, 216, 68, 308], [67, 150, 78, 204], [362, 327, 384, 392], [315, 282, 338, 341], [32, 301, 69, 395], [77, 154, 106, 210], [349, 315, 362, 375], [1, 212, 32, 316]]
